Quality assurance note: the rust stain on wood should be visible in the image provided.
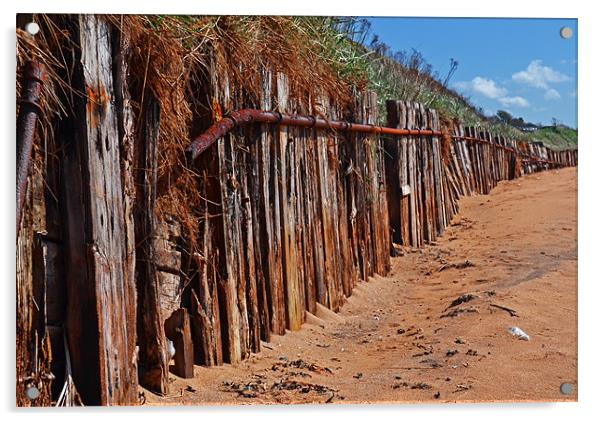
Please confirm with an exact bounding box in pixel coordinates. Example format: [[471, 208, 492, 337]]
[[85, 84, 110, 130]]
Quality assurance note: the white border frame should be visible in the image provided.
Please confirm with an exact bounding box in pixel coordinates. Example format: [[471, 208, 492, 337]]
[[2, 1, 599, 419]]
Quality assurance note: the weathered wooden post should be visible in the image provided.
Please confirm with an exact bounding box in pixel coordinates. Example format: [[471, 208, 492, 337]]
[[276, 73, 304, 330], [362, 92, 390, 274], [385, 100, 413, 246], [58, 15, 138, 405], [256, 68, 286, 337], [136, 95, 170, 394], [164, 309, 194, 378]]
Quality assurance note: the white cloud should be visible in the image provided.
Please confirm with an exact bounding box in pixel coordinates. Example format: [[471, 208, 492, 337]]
[[512, 60, 570, 89], [498, 96, 530, 108], [455, 76, 530, 108], [454, 76, 507, 99], [471, 77, 508, 99], [544, 89, 561, 100]]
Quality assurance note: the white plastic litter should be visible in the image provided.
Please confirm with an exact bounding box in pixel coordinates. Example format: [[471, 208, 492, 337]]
[[167, 339, 176, 359], [507, 326, 530, 341]]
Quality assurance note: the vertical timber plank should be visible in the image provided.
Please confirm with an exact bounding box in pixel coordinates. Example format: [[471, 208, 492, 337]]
[[112, 23, 139, 397], [216, 136, 242, 363], [136, 96, 170, 395], [276, 73, 303, 330], [315, 96, 338, 309], [60, 15, 139, 404], [240, 135, 261, 353], [164, 309, 194, 378]]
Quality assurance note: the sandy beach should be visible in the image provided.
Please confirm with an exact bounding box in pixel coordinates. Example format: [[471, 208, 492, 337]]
[[146, 167, 577, 405]]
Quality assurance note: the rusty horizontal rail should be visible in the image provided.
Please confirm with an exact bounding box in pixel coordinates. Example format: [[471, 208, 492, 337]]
[[16, 60, 45, 236], [452, 134, 566, 164], [186, 109, 443, 163], [521, 157, 559, 165], [452, 135, 515, 153]]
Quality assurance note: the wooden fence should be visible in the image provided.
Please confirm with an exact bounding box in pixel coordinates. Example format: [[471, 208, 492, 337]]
[[187, 82, 392, 372], [16, 15, 577, 406]]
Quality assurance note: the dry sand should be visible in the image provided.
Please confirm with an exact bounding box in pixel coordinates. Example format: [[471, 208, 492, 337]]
[[145, 167, 577, 405]]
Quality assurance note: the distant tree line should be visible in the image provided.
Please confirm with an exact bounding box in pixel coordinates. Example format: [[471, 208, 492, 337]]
[[487, 110, 541, 131], [487, 110, 569, 132]]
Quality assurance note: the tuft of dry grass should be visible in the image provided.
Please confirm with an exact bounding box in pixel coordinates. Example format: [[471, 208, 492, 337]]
[[109, 15, 366, 252]]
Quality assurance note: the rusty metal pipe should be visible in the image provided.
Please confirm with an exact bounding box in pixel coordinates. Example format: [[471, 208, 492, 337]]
[[452, 135, 515, 153], [454, 135, 564, 165], [186, 108, 442, 163], [16, 60, 45, 235], [522, 158, 557, 165]]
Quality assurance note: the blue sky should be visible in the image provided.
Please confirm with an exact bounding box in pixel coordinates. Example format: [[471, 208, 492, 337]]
[[365, 18, 577, 128]]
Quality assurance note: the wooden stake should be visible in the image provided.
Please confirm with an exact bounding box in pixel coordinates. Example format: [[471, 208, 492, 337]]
[[164, 309, 194, 378]]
